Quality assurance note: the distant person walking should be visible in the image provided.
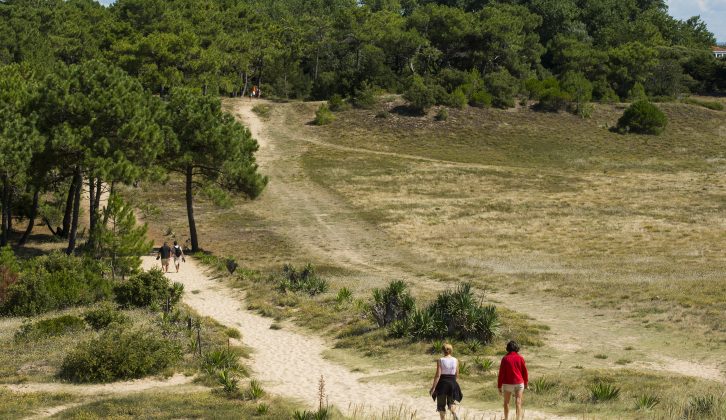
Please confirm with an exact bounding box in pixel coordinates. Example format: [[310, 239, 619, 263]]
[[429, 343, 462, 420], [172, 240, 185, 273], [498, 341, 529, 420], [156, 241, 172, 273]]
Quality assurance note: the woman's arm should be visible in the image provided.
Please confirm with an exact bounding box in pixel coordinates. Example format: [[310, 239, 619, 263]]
[[455, 358, 460, 380], [429, 360, 441, 395]]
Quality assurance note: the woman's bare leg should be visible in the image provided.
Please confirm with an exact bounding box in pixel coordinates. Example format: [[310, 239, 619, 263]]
[[503, 391, 512, 420], [515, 389, 524, 420]]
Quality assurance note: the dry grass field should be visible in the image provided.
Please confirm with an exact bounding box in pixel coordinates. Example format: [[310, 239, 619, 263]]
[[124, 97, 725, 418]]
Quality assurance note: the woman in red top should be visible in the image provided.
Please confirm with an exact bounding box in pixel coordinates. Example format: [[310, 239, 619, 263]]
[[497, 341, 528, 420]]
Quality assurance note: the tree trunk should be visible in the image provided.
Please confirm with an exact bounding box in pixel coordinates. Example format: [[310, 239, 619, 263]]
[[66, 166, 82, 255], [241, 71, 248, 98], [1, 175, 8, 247], [94, 179, 102, 213], [61, 176, 76, 237], [18, 186, 39, 246], [185, 165, 199, 252], [89, 177, 96, 233]]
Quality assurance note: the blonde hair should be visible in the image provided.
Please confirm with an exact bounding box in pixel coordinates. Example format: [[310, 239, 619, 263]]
[[443, 343, 453, 355]]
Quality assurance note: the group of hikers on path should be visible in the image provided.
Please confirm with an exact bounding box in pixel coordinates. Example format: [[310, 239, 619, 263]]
[[155, 240, 185, 273], [153, 238, 527, 419], [431, 340, 528, 420]]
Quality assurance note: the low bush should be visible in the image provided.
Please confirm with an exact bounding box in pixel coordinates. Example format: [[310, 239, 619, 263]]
[[469, 90, 493, 108], [246, 379, 264, 400], [313, 104, 335, 126], [15, 315, 86, 341], [684, 395, 716, 417], [202, 347, 243, 376], [327, 94, 348, 112], [114, 269, 183, 309], [353, 82, 377, 109], [485, 69, 518, 109], [616, 101, 667, 135], [529, 377, 557, 394], [83, 302, 128, 330], [446, 88, 467, 109], [0, 246, 20, 305], [278, 264, 329, 296], [1, 253, 111, 316], [435, 108, 449, 121], [59, 326, 181, 383], [216, 368, 239, 394], [369, 280, 415, 327], [589, 382, 620, 402], [404, 75, 435, 114], [335, 287, 353, 304], [473, 356, 494, 373], [388, 284, 499, 343], [634, 394, 660, 410]]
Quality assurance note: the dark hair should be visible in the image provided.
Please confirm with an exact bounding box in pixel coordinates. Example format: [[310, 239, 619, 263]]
[[173, 240, 178, 245], [506, 341, 520, 353]]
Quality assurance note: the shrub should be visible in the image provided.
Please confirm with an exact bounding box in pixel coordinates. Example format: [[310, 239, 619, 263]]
[[278, 263, 329, 296], [59, 326, 181, 383], [634, 394, 660, 410], [560, 71, 593, 104], [352, 82, 376, 109], [530, 377, 557, 394], [424, 283, 499, 343], [370, 280, 415, 327], [327, 94, 348, 112], [0, 246, 20, 305], [335, 287, 353, 304], [217, 369, 239, 394], [313, 104, 335, 126], [589, 382, 620, 402], [247, 379, 264, 400], [473, 356, 494, 373], [15, 315, 86, 341], [684, 395, 716, 417], [435, 108, 449, 121], [1, 253, 111, 316], [203, 347, 242, 375], [616, 101, 667, 135], [469, 90, 493, 108], [83, 302, 128, 330], [446, 88, 467, 109], [114, 269, 183, 309], [628, 82, 647, 102], [404, 76, 435, 114], [458, 361, 471, 376], [485, 69, 518, 109], [537, 87, 571, 112]]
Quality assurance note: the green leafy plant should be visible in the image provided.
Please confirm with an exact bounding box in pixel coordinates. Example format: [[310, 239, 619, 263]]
[[83, 302, 128, 330], [1, 253, 111, 316], [335, 287, 353, 304], [473, 356, 494, 373], [114, 269, 183, 308], [684, 395, 716, 417], [434, 108, 449, 121], [430, 340, 446, 355], [634, 394, 660, 410], [217, 368, 239, 394], [370, 280, 415, 327], [313, 103, 335, 126], [327, 94, 348, 112], [589, 382, 620, 402], [530, 377, 557, 394], [59, 326, 181, 383], [256, 403, 269, 415], [278, 264, 329, 296], [247, 379, 264, 400], [616, 101, 667, 135], [203, 347, 242, 375], [469, 89, 493, 108], [404, 75, 435, 114], [458, 361, 471, 376], [15, 315, 86, 341]]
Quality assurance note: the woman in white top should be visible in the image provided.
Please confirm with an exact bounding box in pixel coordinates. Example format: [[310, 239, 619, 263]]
[[429, 343, 462, 420]]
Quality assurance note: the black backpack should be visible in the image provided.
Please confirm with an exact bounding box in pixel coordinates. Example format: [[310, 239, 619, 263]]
[[174, 246, 182, 257]]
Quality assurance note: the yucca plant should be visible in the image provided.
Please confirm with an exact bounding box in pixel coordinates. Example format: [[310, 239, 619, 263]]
[[683, 395, 716, 417], [530, 377, 557, 394], [589, 382, 620, 402], [430, 340, 446, 354], [634, 394, 660, 410], [335, 287, 353, 304], [216, 369, 238, 394], [256, 403, 269, 415], [465, 338, 483, 353], [458, 361, 471, 376], [247, 379, 265, 400], [473, 356, 494, 373], [370, 280, 415, 327], [388, 318, 411, 338], [203, 347, 241, 375]]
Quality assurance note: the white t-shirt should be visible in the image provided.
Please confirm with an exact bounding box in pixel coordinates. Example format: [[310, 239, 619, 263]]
[[439, 357, 458, 375]]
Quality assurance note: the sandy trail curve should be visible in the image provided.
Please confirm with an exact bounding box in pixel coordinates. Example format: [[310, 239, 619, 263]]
[[143, 256, 571, 420], [230, 100, 724, 385]]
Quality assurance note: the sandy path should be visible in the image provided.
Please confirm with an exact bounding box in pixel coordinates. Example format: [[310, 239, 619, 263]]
[[143, 256, 571, 419]]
